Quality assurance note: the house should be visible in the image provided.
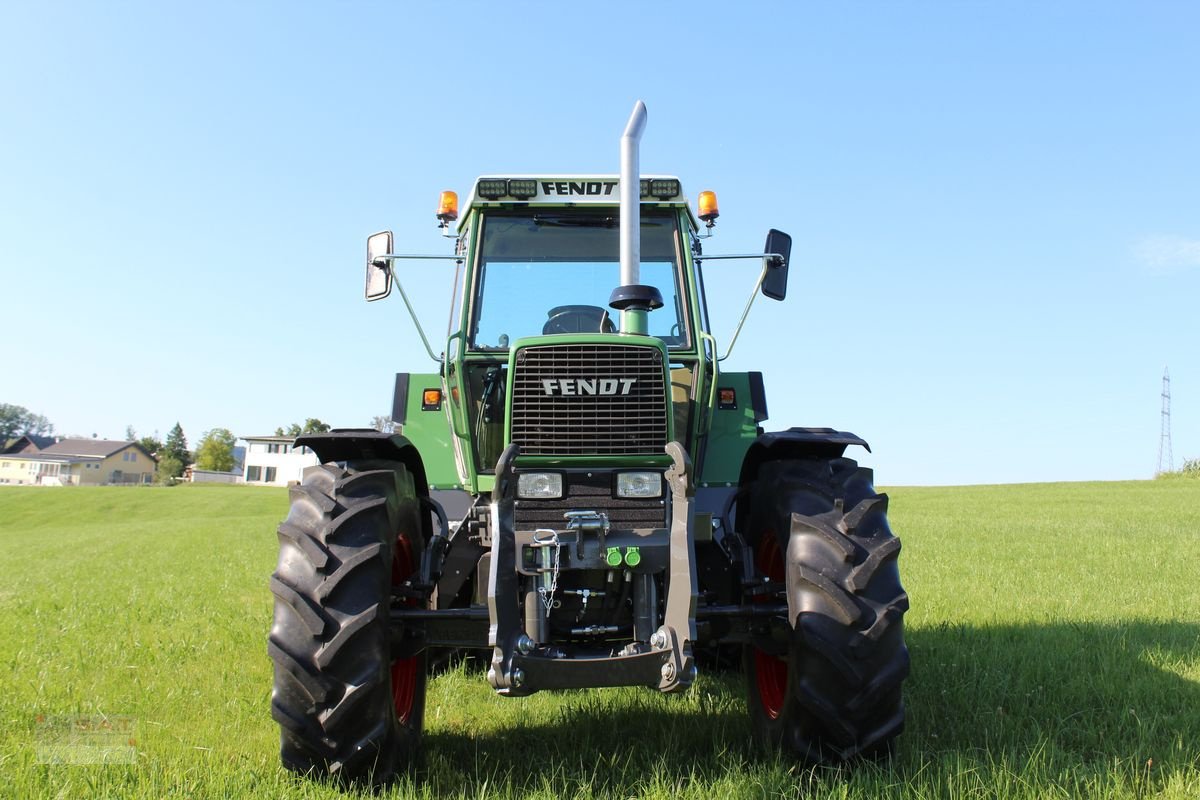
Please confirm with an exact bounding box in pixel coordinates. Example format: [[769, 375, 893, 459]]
[[0, 438, 156, 486], [241, 435, 319, 486]]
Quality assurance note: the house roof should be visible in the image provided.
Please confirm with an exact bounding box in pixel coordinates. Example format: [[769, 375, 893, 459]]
[[1, 434, 56, 454], [39, 439, 156, 461]]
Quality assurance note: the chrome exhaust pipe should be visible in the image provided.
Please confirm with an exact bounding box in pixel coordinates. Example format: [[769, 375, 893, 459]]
[[619, 100, 647, 288]]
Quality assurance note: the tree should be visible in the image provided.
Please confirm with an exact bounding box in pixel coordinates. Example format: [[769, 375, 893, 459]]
[[0, 403, 54, 442], [371, 416, 394, 434], [195, 428, 237, 472], [302, 418, 330, 434], [138, 434, 163, 457], [162, 422, 190, 478], [155, 455, 183, 485], [125, 424, 138, 442], [275, 419, 330, 437]]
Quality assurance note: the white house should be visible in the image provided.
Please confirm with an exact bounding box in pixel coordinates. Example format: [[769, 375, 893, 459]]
[[240, 435, 319, 486]]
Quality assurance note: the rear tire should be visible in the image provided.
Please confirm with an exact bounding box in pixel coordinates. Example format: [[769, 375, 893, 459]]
[[268, 463, 427, 786], [743, 457, 908, 762]]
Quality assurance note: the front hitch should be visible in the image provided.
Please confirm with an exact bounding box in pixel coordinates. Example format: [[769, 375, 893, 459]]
[[485, 441, 698, 695]]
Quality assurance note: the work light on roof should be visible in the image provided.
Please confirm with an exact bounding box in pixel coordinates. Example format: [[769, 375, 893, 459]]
[[648, 179, 680, 200], [476, 179, 508, 200], [507, 179, 538, 199], [637, 178, 681, 200], [474, 178, 539, 201]]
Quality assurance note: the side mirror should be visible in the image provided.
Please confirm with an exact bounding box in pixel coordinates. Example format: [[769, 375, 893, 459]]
[[760, 229, 791, 301], [366, 231, 394, 301]]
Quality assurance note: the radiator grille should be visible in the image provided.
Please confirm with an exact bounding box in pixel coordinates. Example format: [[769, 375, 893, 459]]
[[510, 343, 668, 456]]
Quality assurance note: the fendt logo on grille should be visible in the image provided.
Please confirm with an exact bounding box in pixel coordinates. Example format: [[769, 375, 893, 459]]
[[541, 378, 637, 396]]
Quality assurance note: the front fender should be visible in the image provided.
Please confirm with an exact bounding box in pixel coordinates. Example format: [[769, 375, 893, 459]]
[[737, 427, 870, 486], [294, 429, 429, 498]]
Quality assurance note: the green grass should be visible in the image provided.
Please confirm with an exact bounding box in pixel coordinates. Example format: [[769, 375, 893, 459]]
[[0, 480, 1198, 799]]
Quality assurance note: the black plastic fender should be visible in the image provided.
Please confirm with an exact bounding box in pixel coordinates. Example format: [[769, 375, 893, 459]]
[[294, 428, 431, 506], [737, 427, 871, 487]]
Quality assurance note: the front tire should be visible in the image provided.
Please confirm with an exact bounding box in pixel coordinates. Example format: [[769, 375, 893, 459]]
[[268, 463, 427, 786], [743, 457, 908, 761]]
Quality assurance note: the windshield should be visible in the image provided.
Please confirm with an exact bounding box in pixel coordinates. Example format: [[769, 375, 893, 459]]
[[469, 210, 687, 349]]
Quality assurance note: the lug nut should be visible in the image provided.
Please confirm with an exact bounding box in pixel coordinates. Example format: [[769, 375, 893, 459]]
[[516, 634, 535, 655], [651, 631, 667, 649], [511, 668, 525, 688], [661, 662, 675, 681]]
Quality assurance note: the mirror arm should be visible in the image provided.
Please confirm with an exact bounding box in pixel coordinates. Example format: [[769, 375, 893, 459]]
[[693, 253, 782, 362], [374, 254, 464, 365], [718, 263, 768, 362], [693, 252, 785, 262]]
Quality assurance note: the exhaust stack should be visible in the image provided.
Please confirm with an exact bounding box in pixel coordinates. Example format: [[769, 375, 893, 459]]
[[609, 100, 663, 335], [620, 100, 647, 288]]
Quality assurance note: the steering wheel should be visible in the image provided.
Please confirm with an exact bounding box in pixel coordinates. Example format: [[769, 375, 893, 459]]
[[542, 305, 616, 335]]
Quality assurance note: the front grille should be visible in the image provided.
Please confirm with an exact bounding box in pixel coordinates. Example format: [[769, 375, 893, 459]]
[[515, 473, 667, 529], [510, 343, 668, 456]]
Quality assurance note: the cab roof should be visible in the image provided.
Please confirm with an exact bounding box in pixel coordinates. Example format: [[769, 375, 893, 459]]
[[459, 175, 699, 230]]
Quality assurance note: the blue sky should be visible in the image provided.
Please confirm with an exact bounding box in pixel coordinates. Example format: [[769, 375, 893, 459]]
[[3, 2, 1196, 485]]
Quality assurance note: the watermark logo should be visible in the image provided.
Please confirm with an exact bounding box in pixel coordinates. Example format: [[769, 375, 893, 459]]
[[35, 714, 137, 765]]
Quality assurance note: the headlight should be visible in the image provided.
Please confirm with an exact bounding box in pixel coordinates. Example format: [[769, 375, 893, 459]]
[[616, 471, 662, 498], [517, 472, 563, 499]]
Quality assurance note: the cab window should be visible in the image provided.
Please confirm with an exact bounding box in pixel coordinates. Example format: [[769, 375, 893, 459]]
[[469, 210, 687, 350]]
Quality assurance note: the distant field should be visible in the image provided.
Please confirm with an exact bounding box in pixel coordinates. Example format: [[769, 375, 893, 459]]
[[0, 480, 1198, 799]]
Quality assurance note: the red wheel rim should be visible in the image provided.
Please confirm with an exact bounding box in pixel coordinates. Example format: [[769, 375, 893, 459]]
[[754, 532, 788, 720], [390, 533, 418, 725]]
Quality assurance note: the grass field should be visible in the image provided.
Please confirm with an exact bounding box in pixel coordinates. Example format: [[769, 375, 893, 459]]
[[0, 479, 1198, 799]]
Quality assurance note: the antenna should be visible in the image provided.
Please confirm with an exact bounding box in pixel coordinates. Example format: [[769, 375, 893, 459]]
[[1157, 367, 1173, 475]]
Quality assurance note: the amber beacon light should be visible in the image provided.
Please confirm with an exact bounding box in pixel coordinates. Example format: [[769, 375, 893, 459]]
[[436, 190, 459, 223], [698, 190, 719, 226]]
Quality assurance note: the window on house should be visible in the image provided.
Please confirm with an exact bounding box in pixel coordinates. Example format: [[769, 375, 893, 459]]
[[264, 467, 277, 483], [246, 466, 262, 482]]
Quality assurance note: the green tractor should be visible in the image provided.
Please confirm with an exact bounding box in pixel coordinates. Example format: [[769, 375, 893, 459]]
[[268, 102, 908, 785]]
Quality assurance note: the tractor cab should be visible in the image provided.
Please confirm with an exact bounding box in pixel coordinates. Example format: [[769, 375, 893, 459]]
[[442, 177, 702, 476], [366, 174, 791, 485]]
